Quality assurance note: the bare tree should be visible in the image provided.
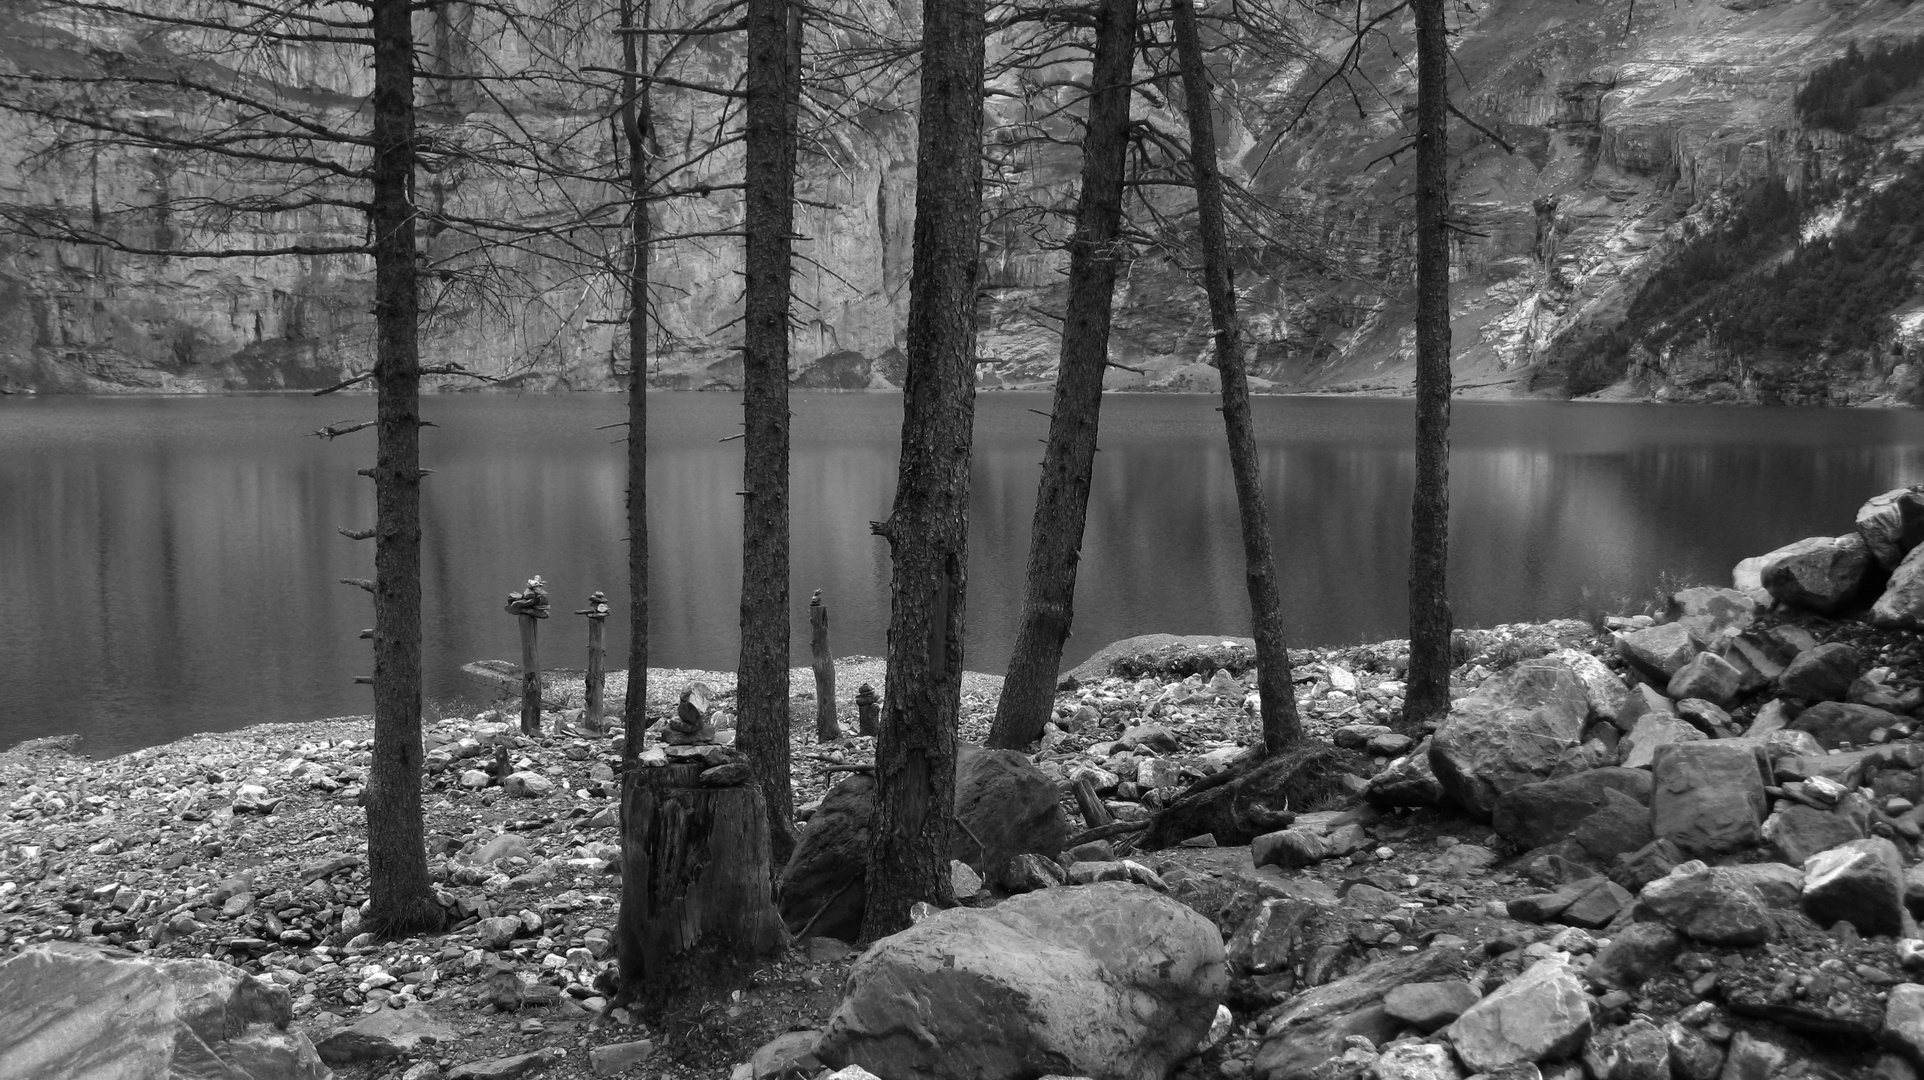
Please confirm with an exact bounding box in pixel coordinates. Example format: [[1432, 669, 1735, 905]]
[[861, 0, 987, 941], [1168, 0, 1301, 754], [987, 0, 1142, 751]]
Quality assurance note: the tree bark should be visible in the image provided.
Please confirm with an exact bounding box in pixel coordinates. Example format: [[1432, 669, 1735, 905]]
[[364, 0, 441, 937], [1170, 0, 1300, 755], [861, 0, 985, 942], [618, 763, 787, 1017], [738, 0, 799, 869], [987, 0, 1140, 752], [1407, 0, 1454, 728], [617, 0, 653, 1001]]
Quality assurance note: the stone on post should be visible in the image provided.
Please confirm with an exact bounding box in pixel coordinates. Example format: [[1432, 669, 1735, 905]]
[[505, 576, 551, 736], [576, 591, 610, 734], [854, 682, 879, 738]]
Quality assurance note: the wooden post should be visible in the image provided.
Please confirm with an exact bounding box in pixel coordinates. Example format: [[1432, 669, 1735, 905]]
[[810, 590, 839, 742], [854, 682, 879, 738], [1073, 773, 1115, 830], [577, 591, 611, 732], [505, 576, 551, 736], [616, 761, 788, 1016]]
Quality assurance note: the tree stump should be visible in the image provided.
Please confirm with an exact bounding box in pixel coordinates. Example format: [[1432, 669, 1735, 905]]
[[810, 591, 839, 742], [617, 759, 787, 1016]]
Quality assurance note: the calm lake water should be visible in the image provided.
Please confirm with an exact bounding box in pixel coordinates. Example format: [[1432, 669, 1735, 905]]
[[6, 391, 1924, 755]]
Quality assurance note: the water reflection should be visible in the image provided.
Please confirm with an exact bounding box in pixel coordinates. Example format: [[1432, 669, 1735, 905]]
[[4, 392, 1924, 754]]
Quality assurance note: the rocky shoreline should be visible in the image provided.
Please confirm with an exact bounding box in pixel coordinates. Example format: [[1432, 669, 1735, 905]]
[[9, 488, 1924, 1080]]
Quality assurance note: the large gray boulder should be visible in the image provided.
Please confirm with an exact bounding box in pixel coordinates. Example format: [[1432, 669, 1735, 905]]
[[0, 942, 329, 1080], [1635, 861, 1774, 946], [1761, 534, 1873, 615], [1856, 486, 1924, 569], [780, 746, 1070, 940], [1790, 701, 1906, 749], [815, 882, 1225, 1080], [1803, 837, 1907, 937], [1545, 648, 1635, 728], [1779, 642, 1863, 703], [1873, 543, 1924, 629], [1650, 742, 1768, 859], [1253, 947, 1468, 1080], [1663, 587, 1758, 642], [1429, 661, 1590, 819], [1492, 768, 1653, 852], [1446, 959, 1593, 1073], [1616, 624, 1701, 682]]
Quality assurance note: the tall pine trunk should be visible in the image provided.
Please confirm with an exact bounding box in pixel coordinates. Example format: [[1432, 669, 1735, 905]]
[[738, 0, 798, 866], [861, 0, 985, 941], [987, 0, 1140, 751], [1406, 0, 1454, 728], [1170, 0, 1300, 755], [365, 0, 442, 936], [616, 0, 653, 998]]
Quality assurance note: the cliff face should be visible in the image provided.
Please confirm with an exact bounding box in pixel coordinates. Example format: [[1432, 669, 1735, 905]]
[[1, 0, 1921, 399]]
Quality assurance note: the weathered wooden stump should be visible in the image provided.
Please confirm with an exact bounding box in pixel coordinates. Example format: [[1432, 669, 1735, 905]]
[[617, 757, 787, 1016], [576, 591, 610, 732], [505, 576, 551, 736], [810, 590, 839, 742]]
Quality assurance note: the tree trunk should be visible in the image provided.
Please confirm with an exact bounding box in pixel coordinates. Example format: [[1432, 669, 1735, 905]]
[[618, 762, 787, 1017], [738, 0, 799, 869], [364, 0, 441, 937], [1170, 0, 1300, 755], [1407, 0, 1454, 729], [617, 0, 653, 1000], [986, 0, 1139, 752], [861, 0, 985, 942]]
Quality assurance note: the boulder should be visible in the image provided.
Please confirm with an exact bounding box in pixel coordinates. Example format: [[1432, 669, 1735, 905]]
[[1635, 861, 1773, 946], [1779, 642, 1863, 703], [778, 774, 876, 942], [1371, 1043, 1463, 1080], [1429, 661, 1590, 818], [1589, 922, 1682, 989], [1857, 486, 1924, 569], [1665, 653, 1745, 708], [0, 942, 328, 1080], [781, 748, 1071, 939], [1804, 838, 1907, 937], [1618, 715, 1705, 770], [951, 745, 1071, 876], [1723, 863, 1806, 909], [1673, 698, 1734, 738], [1582, 1017, 1671, 1080], [1764, 803, 1867, 865], [1762, 534, 1873, 615], [1572, 788, 1656, 861], [1664, 1021, 1724, 1080], [1253, 947, 1468, 1080], [1492, 769, 1653, 852], [1446, 959, 1593, 1073], [1649, 742, 1768, 858], [1225, 898, 1347, 980], [1616, 624, 1701, 682], [815, 883, 1225, 1080], [1383, 980, 1481, 1033], [316, 1005, 460, 1064], [1663, 587, 1758, 641], [1873, 544, 1924, 630], [1545, 648, 1635, 727], [1792, 701, 1907, 749], [1363, 740, 1445, 807], [1885, 983, 1924, 1070]]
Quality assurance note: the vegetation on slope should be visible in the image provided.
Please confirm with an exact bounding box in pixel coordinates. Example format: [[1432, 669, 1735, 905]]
[[1795, 37, 1924, 132]]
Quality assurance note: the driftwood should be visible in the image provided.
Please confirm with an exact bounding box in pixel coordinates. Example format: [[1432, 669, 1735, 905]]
[[1072, 774, 1115, 830]]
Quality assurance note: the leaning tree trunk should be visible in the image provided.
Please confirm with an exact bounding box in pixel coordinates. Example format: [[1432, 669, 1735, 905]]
[[1170, 0, 1300, 755], [1406, 0, 1454, 729], [617, 0, 653, 999], [737, 0, 799, 867], [861, 0, 986, 942], [618, 762, 788, 1017], [986, 0, 1141, 752], [363, 0, 442, 938]]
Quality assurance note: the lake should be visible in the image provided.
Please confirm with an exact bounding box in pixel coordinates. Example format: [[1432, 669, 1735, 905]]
[[5, 391, 1924, 755]]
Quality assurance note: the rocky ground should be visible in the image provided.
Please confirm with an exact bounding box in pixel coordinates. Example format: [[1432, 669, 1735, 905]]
[[11, 487, 1924, 1080]]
